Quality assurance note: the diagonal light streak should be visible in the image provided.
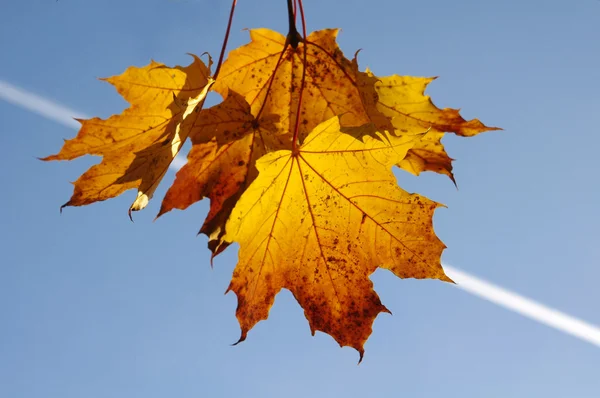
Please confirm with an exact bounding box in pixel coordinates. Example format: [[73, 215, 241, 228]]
[[444, 265, 600, 347], [0, 80, 87, 129], [2, 80, 599, 349]]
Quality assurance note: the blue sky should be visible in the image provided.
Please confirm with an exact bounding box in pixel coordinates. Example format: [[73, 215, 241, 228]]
[[1, 0, 599, 397]]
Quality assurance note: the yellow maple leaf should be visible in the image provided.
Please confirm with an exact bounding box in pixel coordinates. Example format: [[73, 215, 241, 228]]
[[223, 117, 448, 359], [43, 55, 214, 215]]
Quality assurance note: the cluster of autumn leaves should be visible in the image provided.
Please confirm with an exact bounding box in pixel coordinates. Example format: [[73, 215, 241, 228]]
[[46, 28, 496, 358]]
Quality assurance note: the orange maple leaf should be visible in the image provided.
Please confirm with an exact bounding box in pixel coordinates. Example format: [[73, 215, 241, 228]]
[[43, 55, 214, 215], [45, 1, 498, 359], [158, 91, 287, 253]]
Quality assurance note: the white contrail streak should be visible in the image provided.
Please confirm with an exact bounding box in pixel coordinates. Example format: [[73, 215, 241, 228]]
[[0, 80, 88, 128], [2, 81, 600, 348], [444, 265, 600, 347]]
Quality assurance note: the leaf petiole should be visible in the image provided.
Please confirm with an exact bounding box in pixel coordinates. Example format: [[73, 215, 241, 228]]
[[291, 0, 308, 151], [213, 0, 238, 80], [286, 0, 302, 48]]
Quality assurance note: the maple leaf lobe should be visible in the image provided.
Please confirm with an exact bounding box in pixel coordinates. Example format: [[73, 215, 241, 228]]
[[367, 72, 500, 179], [44, 55, 214, 213]]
